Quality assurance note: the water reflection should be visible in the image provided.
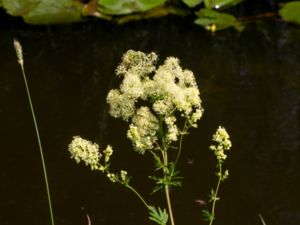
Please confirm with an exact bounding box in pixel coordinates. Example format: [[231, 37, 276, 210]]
[[1, 18, 300, 225]]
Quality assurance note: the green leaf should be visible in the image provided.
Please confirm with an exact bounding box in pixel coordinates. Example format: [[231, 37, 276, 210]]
[[2, 0, 83, 24], [149, 206, 169, 225], [204, 0, 242, 9], [98, 0, 167, 15], [182, 0, 203, 8], [195, 8, 244, 31], [279, 1, 300, 25], [202, 209, 214, 221]]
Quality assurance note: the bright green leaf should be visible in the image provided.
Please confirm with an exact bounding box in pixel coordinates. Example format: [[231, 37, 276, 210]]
[[99, 0, 166, 15], [195, 8, 244, 31], [2, 0, 37, 16], [204, 0, 242, 9], [2, 0, 83, 24], [182, 0, 203, 8], [149, 206, 168, 225], [279, 1, 300, 25]]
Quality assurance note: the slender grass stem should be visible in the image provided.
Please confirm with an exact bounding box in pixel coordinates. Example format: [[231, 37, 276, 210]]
[[14, 39, 55, 225]]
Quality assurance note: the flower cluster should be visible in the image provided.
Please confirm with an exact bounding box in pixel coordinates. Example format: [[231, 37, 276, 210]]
[[68, 136, 101, 170], [107, 50, 204, 154], [127, 107, 159, 154], [69, 136, 128, 183], [210, 126, 232, 163]]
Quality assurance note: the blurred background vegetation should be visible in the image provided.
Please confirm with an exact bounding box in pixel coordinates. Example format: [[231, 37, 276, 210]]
[[0, 0, 299, 31]]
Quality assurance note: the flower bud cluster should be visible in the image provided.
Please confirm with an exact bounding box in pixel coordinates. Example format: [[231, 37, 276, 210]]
[[210, 126, 232, 163]]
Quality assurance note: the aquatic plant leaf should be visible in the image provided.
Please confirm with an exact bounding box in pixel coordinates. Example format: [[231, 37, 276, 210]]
[[182, 0, 203, 8], [195, 8, 244, 31], [204, 0, 242, 9], [98, 0, 166, 15], [279, 1, 300, 25], [2, 0, 37, 16], [2, 0, 83, 24]]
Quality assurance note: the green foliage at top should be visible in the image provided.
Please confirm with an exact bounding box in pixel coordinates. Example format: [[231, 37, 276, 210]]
[[98, 0, 167, 15], [2, 0, 300, 31], [279, 1, 300, 25], [204, 0, 242, 9], [182, 0, 204, 8], [195, 8, 244, 31], [2, 0, 82, 24]]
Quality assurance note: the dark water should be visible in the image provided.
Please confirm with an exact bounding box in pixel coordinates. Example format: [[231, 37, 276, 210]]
[[1, 16, 300, 225]]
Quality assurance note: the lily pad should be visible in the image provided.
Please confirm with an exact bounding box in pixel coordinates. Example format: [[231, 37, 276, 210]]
[[279, 1, 300, 25], [2, 0, 83, 24], [182, 0, 204, 8], [98, 0, 166, 15], [204, 0, 242, 9], [195, 8, 244, 31]]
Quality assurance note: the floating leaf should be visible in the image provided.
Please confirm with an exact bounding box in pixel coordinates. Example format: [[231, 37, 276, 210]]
[[182, 0, 203, 8], [195, 8, 244, 31], [279, 1, 300, 25], [204, 0, 242, 9], [98, 0, 166, 15], [2, 0, 83, 24]]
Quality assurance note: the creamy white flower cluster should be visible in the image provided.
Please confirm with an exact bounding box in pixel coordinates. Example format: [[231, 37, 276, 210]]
[[210, 126, 232, 163], [69, 136, 129, 183], [127, 107, 159, 154], [107, 50, 203, 154], [68, 136, 101, 170]]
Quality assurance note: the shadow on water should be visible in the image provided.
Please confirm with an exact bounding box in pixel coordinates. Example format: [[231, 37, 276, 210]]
[[1, 15, 300, 225]]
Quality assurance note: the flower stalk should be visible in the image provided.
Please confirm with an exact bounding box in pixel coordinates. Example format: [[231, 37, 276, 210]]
[[14, 39, 55, 225]]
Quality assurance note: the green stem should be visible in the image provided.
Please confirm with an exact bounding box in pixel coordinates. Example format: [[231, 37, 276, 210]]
[[18, 60, 55, 225], [162, 151, 175, 225], [174, 118, 188, 166], [126, 184, 150, 209], [209, 164, 222, 225]]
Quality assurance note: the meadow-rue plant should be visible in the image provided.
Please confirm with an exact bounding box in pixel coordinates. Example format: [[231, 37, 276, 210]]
[[202, 126, 232, 225], [68, 50, 232, 225]]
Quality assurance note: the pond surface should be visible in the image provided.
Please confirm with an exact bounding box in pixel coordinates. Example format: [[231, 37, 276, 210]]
[[1, 15, 300, 225]]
